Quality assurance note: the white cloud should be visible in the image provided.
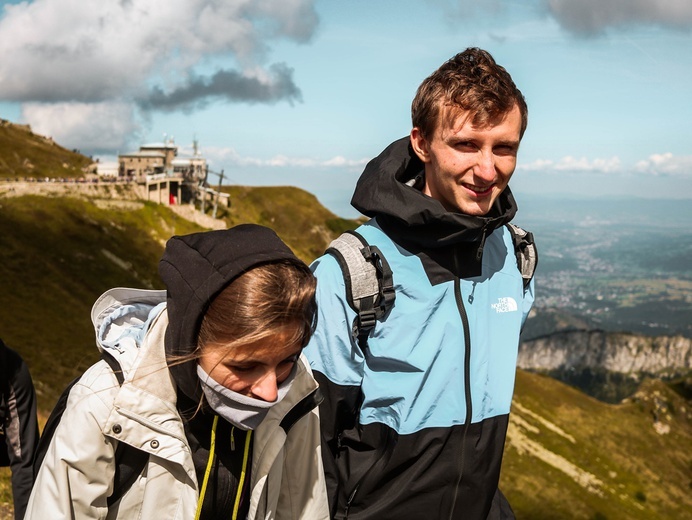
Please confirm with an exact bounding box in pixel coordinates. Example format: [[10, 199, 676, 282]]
[[521, 153, 692, 177], [545, 0, 692, 35], [22, 101, 140, 154], [0, 0, 318, 152], [519, 156, 622, 173], [203, 145, 369, 170], [635, 153, 692, 176]]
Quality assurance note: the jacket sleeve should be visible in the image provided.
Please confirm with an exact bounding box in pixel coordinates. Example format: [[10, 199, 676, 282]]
[[2, 345, 39, 520], [276, 358, 330, 520], [24, 362, 118, 520], [520, 276, 536, 330], [303, 254, 365, 515]]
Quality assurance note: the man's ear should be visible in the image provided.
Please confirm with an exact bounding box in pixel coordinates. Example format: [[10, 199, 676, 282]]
[[410, 128, 431, 163]]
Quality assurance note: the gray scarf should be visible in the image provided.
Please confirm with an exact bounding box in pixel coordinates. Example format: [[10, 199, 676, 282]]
[[196, 364, 296, 430]]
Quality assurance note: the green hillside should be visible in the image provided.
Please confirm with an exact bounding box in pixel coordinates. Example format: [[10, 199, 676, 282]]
[[0, 188, 356, 410], [222, 184, 360, 262], [0, 120, 92, 179], [502, 371, 692, 519]]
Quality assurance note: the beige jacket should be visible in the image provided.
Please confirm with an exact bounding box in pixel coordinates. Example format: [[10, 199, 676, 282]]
[[25, 288, 329, 519]]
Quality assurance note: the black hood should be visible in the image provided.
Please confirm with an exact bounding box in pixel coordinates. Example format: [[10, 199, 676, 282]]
[[159, 224, 304, 401], [352, 137, 518, 250]]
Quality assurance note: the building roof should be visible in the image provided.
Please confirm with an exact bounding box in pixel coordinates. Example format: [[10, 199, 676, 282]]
[[140, 142, 177, 150], [119, 151, 166, 158]]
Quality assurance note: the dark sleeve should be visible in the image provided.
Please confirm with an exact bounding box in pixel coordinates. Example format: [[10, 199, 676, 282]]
[[2, 344, 40, 520], [311, 370, 363, 516]]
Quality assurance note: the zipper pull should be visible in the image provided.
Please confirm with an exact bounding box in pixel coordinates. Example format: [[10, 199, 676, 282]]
[[468, 282, 476, 304], [476, 226, 488, 261], [231, 426, 236, 451]]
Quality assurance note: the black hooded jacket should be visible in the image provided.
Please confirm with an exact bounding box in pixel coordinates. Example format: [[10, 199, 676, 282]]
[[305, 137, 533, 520], [353, 136, 518, 281]]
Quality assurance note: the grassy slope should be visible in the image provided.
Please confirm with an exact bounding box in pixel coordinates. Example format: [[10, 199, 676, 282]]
[[0, 122, 92, 179], [220, 185, 360, 263], [502, 372, 692, 519], [0, 195, 203, 408]]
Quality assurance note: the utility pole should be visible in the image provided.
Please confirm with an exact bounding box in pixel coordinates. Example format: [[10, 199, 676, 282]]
[[212, 169, 224, 219], [200, 165, 209, 215]]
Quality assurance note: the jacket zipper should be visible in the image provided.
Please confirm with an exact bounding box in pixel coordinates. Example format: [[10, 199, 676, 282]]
[[448, 269, 473, 518]]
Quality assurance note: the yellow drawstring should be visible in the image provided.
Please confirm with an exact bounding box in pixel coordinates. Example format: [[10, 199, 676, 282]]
[[232, 430, 253, 520], [194, 415, 219, 520], [194, 416, 253, 520]]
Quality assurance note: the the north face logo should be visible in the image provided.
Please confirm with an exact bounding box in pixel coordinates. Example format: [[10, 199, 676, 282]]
[[491, 297, 518, 313]]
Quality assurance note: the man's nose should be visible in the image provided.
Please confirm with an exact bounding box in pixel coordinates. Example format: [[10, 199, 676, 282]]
[[475, 150, 496, 182]]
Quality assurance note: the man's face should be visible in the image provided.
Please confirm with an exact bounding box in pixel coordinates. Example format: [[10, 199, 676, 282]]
[[410, 104, 522, 216]]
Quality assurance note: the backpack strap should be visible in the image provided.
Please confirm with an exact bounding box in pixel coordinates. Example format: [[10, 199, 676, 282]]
[[506, 223, 538, 290], [326, 231, 395, 351]]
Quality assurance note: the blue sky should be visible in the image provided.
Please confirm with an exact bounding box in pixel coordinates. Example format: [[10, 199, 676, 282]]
[[0, 0, 690, 218]]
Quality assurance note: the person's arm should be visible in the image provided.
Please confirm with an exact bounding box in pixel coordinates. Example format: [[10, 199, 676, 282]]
[[24, 362, 118, 520], [2, 345, 39, 520], [276, 357, 330, 520], [303, 254, 365, 515]]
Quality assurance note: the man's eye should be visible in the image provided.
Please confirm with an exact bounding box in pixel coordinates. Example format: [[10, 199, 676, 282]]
[[494, 145, 517, 156]]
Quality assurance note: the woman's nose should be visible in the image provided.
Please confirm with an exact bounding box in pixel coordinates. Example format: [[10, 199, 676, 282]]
[[250, 370, 279, 402]]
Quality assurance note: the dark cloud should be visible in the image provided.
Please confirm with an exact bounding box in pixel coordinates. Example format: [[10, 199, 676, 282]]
[[546, 0, 692, 36], [140, 63, 302, 112]]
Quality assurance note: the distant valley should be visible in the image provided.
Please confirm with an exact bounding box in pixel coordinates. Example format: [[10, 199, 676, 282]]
[[514, 195, 692, 339]]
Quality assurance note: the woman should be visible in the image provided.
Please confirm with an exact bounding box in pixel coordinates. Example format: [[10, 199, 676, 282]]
[[26, 224, 329, 519]]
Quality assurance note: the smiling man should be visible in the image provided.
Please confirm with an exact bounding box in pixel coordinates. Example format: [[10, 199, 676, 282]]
[[304, 48, 536, 519]]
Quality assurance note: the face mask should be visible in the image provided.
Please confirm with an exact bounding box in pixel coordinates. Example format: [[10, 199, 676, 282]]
[[196, 364, 296, 430]]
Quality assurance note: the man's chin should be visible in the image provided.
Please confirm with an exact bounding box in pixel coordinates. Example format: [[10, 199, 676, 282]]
[[455, 200, 494, 217]]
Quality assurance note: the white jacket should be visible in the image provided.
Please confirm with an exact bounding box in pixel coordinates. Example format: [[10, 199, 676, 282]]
[[25, 288, 330, 519]]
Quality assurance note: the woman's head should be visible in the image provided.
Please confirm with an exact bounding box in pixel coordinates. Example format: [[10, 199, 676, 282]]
[[160, 224, 315, 402], [197, 260, 317, 402]]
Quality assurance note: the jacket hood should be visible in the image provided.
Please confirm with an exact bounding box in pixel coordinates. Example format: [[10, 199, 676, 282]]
[[158, 224, 304, 401], [91, 288, 167, 372], [351, 137, 518, 249]]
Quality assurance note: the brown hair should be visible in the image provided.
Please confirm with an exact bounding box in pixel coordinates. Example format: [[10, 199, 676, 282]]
[[197, 260, 317, 353], [411, 47, 528, 140]]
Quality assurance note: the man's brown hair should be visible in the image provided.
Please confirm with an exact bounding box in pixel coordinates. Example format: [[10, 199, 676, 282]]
[[411, 47, 528, 139]]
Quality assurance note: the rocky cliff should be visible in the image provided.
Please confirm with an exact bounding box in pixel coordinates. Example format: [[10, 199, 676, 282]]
[[518, 330, 691, 378]]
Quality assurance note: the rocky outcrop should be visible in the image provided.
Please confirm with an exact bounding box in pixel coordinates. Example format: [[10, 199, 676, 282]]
[[518, 330, 691, 377]]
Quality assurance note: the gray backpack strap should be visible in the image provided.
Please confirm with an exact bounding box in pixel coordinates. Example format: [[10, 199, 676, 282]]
[[326, 231, 395, 350], [506, 223, 538, 290]]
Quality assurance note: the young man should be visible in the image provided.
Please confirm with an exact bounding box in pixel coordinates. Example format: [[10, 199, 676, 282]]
[[304, 48, 534, 519]]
